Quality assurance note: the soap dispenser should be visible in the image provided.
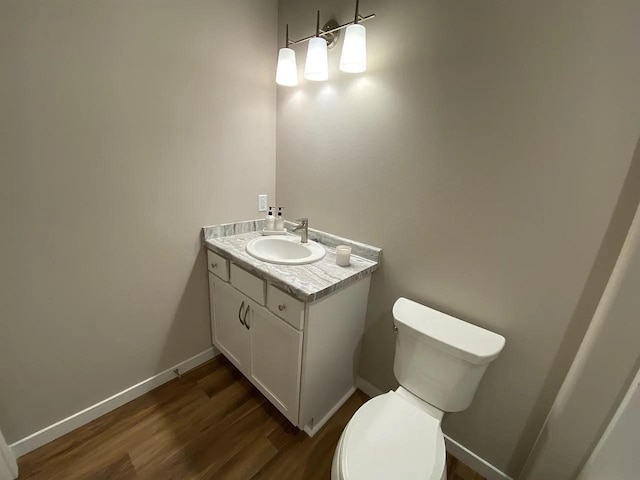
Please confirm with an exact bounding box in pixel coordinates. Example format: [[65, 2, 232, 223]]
[[275, 207, 284, 231], [265, 207, 275, 231]]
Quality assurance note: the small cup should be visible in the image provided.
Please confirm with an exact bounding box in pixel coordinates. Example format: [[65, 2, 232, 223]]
[[336, 245, 352, 267]]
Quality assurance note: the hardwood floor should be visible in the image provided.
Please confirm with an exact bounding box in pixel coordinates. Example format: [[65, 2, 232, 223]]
[[17, 356, 485, 480]]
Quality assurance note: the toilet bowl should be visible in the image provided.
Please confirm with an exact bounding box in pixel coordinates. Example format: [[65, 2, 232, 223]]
[[332, 389, 446, 480], [332, 297, 505, 480]]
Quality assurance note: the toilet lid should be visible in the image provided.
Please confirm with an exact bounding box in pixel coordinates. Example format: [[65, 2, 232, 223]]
[[340, 392, 446, 480]]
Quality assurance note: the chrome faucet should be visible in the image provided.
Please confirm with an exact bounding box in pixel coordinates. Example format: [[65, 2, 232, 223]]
[[290, 218, 309, 243]]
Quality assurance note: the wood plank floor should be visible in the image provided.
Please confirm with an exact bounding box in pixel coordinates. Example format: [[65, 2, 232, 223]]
[[17, 356, 485, 480]]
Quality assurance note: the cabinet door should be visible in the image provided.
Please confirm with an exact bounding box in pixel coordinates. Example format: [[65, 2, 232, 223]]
[[248, 305, 303, 425], [210, 274, 251, 375]]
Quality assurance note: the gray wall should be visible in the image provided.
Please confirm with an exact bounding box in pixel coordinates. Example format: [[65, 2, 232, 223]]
[[276, 0, 640, 476], [523, 199, 640, 479], [0, 0, 276, 443]]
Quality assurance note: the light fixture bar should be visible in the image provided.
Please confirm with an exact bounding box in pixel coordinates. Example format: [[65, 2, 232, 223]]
[[288, 12, 375, 46]]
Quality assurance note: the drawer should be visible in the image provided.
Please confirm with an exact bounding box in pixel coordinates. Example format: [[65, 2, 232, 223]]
[[230, 263, 265, 305], [267, 284, 305, 330], [207, 250, 229, 281]]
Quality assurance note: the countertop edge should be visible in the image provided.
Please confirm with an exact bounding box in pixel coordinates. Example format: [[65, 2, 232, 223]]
[[204, 240, 378, 303], [202, 219, 382, 263]]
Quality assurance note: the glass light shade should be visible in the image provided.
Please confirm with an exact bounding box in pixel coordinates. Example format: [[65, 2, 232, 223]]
[[339, 24, 367, 73], [304, 37, 329, 81], [276, 48, 298, 86]]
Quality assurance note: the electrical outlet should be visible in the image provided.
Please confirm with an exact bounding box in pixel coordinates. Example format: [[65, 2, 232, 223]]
[[258, 194, 268, 212]]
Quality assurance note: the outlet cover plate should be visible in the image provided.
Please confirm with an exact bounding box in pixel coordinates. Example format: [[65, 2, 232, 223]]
[[258, 194, 268, 212]]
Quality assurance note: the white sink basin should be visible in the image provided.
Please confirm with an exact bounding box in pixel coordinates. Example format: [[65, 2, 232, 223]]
[[246, 236, 326, 265]]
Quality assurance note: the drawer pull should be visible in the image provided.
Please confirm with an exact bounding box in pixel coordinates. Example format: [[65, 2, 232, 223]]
[[278, 304, 286, 311], [211, 262, 218, 269], [243, 305, 250, 330], [238, 301, 245, 326]]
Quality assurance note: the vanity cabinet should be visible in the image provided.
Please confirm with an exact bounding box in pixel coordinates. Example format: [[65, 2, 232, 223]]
[[209, 276, 251, 375], [209, 273, 302, 424], [207, 256, 372, 435], [249, 304, 302, 423]]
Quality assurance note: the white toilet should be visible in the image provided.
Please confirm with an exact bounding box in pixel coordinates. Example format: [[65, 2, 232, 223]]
[[332, 297, 506, 480]]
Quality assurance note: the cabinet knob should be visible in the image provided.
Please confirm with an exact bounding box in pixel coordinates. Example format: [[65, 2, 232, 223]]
[[211, 262, 217, 269], [278, 304, 286, 312]]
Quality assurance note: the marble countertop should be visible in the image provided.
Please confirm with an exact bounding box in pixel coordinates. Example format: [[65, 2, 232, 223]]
[[203, 221, 380, 303]]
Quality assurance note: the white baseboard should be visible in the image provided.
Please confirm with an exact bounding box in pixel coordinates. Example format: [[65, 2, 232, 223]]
[[303, 387, 356, 437], [10, 347, 219, 458], [355, 376, 385, 397], [355, 376, 512, 480], [444, 435, 513, 480]]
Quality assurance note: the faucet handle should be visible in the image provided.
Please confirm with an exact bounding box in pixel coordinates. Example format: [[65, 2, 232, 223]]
[[295, 218, 308, 225]]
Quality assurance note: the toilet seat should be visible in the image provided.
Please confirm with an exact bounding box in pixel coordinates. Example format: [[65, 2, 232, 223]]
[[335, 392, 446, 480]]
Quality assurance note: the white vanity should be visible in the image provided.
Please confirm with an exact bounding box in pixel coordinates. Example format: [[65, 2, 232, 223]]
[[203, 220, 381, 435]]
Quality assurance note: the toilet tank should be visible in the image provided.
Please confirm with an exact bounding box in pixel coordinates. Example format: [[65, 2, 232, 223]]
[[392, 297, 505, 412]]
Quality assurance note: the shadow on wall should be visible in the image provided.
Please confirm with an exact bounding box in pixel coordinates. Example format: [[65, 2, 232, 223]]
[[156, 235, 212, 376], [358, 261, 399, 391], [508, 133, 640, 475]]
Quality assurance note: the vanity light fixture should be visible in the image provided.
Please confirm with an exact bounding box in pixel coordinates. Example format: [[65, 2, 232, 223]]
[[304, 11, 329, 81], [276, 24, 298, 86], [339, 0, 367, 73], [276, 0, 375, 86]]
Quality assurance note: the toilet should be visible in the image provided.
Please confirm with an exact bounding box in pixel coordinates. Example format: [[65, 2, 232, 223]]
[[332, 297, 506, 480]]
